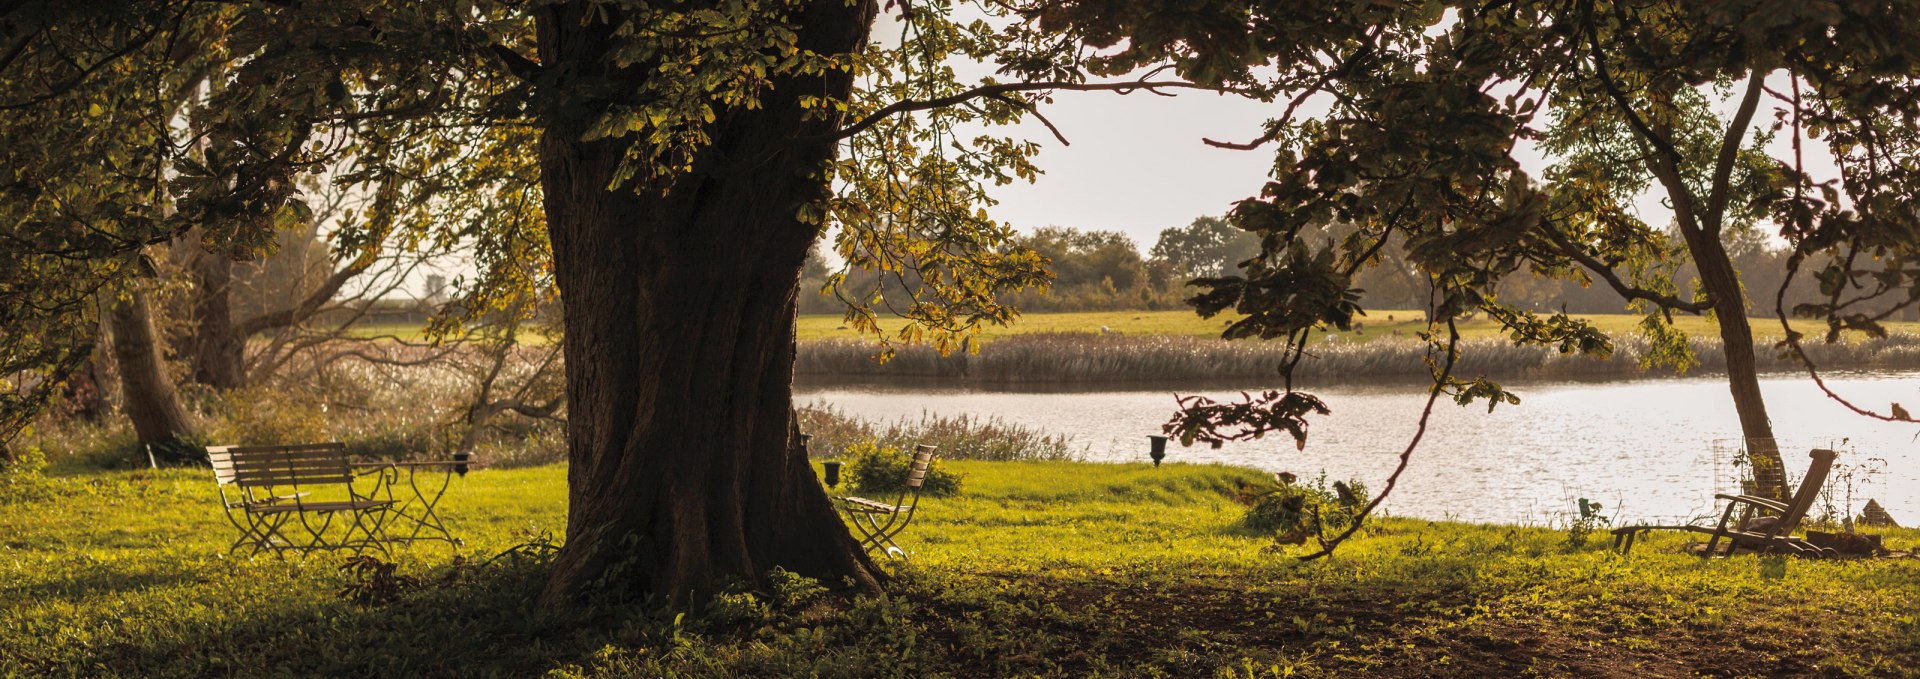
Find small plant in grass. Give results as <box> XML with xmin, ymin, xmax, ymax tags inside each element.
<box><xmin>1241</xmin><ymin>472</ymin><xmax>1368</xmax><ymax>545</ymax></box>
<box><xmin>766</xmin><ymin>567</ymin><xmax>827</xmax><ymax>610</ymax></box>
<box><xmin>338</xmin><ymin>555</ymin><xmax>423</xmax><ymax>607</ymax></box>
<box><xmin>1564</xmin><ymin>498</ymin><xmax>1609</xmax><ymax>549</ymax></box>
<box><xmin>844</xmin><ymin>441</ymin><xmax>961</xmax><ymax>497</ymax></box>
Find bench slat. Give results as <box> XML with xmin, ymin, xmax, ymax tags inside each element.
<box><xmin>226</xmin><ymin>459</ymin><xmax>352</xmax><ymax>472</ymax></box>
<box><xmin>213</xmin><ymin>443</ymin><xmax>346</xmax><ymax>453</ymax></box>
<box><xmin>245</xmin><ymin>499</ymin><xmax>391</xmax><ymax>514</ymax></box>
<box><xmin>220</xmin><ymin>451</ymin><xmax>352</xmax><ymax>464</ymax></box>
<box><xmin>235</xmin><ymin>474</ymin><xmax>355</xmax><ymax>488</ymax></box>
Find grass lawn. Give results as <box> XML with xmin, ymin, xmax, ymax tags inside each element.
<box><xmin>798</xmin><ymin>309</ymin><xmax>1920</xmax><ymax>345</ymax></box>
<box><xmin>4</xmin><ymin>460</ymin><xmax>1917</xmax><ymax>677</ymax></box>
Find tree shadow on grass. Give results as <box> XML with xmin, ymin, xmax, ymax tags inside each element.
<box><xmin>0</xmin><ymin>564</ymin><xmax>207</xmax><ymax>608</ymax></box>
<box><xmin>5</xmin><ymin>559</ymin><xmax>667</xmax><ymax>678</ymax></box>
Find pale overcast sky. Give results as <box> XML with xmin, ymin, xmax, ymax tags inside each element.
<box><xmin>982</xmin><ymin>76</ymin><xmax>1825</xmax><ymax>254</ymax></box>
<box><xmin>981</xmin><ymin>89</ymin><xmax>1278</xmax><ymax>250</ymax></box>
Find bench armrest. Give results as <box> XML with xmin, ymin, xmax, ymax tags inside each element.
<box><xmin>1715</xmin><ymin>494</ymin><xmax>1789</xmax><ymax>513</ymax></box>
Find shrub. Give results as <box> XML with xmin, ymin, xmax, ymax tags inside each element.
<box><xmin>844</xmin><ymin>441</ymin><xmax>961</xmax><ymax>497</ymax></box>
<box><xmin>0</xmin><ymin>446</ymin><xmax>52</xmax><ymax>503</ymax></box>
<box><xmin>207</xmin><ymin>384</ymin><xmax>331</xmax><ymax>446</ymax></box>
<box><xmin>1242</xmin><ymin>473</ymin><xmax>1369</xmax><ymax>544</ymax></box>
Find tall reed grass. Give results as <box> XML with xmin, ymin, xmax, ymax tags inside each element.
<box><xmin>796</xmin><ymin>403</ymin><xmax>1079</xmax><ymax>462</ymax></box>
<box><xmin>795</xmin><ymin>331</ymin><xmax>1920</xmax><ymax>383</ymax></box>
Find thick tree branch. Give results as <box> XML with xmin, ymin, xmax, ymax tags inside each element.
<box><xmin>234</xmin><ymin>259</ymin><xmax>371</xmax><ymax>337</ymax></box>
<box><xmin>1704</xmin><ymin>72</ymin><xmax>1765</xmax><ymax>235</ymax></box>
<box><xmin>796</xmin><ymin>79</ymin><xmax>1238</xmax><ymax>147</ymax></box>
<box><xmin>1534</xmin><ymin>222</ymin><xmax>1715</xmax><ymax>313</ymax></box>
<box><xmin>488</xmin><ymin>42</ymin><xmax>542</xmax><ymax>83</ymax></box>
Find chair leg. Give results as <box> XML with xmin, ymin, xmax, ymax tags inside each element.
<box><xmin>249</xmin><ymin>513</ymin><xmax>294</xmax><ymax>558</ymax></box>
<box><xmin>1705</xmin><ymin>502</ymin><xmax>1742</xmax><ymax>558</ymax></box>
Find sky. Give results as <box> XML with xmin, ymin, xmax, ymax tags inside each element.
<box><xmin>976</xmin><ymin>88</ymin><xmax>1278</xmax><ymax>250</ymax></box>
<box><xmin>977</xmin><ymin>73</ymin><xmax>1830</xmax><ymax>255</ymax></box>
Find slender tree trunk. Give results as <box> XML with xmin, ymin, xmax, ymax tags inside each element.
<box><xmin>59</xmin><ymin>327</ymin><xmax>113</xmax><ymax>422</ymax></box>
<box><xmin>189</xmin><ymin>251</ymin><xmax>245</xmax><ymax>390</ymax></box>
<box><xmin>109</xmin><ymin>288</ymin><xmax>197</xmax><ymax>450</ymax></box>
<box><xmin>536</xmin><ymin>0</ymin><xmax>882</xmax><ymax>606</ymax></box>
<box><xmin>1689</xmin><ymin>237</ymin><xmax>1789</xmax><ymax>501</ymax></box>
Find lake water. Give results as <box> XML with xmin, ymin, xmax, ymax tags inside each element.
<box><xmin>798</xmin><ymin>371</ymin><xmax>1920</xmax><ymax>526</ymax></box>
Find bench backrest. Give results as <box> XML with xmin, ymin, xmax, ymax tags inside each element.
<box><xmin>904</xmin><ymin>444</ymin><xmax>936</xmax><ymax>490</ymax></box>
<box><xmin>1774</xmin><ymin>448</ymin><xmax>1839</xmax><ymax>536</ymax></box>
<box><xmin>208</xmin><ymin>443</ymin><xmax>352</xmax><ymax>489</ymax></box>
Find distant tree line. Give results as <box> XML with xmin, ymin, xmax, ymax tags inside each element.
<box><xmin>802</xmin><ymin>216</ymin><xmax>1892</xmax><ymax>320</ymax></box>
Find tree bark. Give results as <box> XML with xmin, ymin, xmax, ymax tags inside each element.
<box><xmin>189</xmin><ymin>250</ymin><xmax>246</xmax><ymax>390</ymax></box>
<box><xmin>1687</xmin><ymin>233</ymin><xmax>1789</xmax><ymax>501</ymax></box>
<box><xmin>535</xmin><ymin>0</ymin><xmax>883</xmax><ymax>606</ymax></box>
<box><xmin>109</xmin><ymin>288</ymin><xmax>198</xmax><ymax>451</ymax></box>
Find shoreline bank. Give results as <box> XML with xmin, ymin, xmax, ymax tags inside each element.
<box><xmin>796</xmin><ymin>331</ymin><xmax>1920</xmax><ymax>384</ymax></box>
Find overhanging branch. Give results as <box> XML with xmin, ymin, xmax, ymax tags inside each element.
<box><xmin>234</xmin><ymin>258</ymin><xmax>372</xmax><ymax>337</ymax></box>
<box><xmin>1534</xmin><ymin>222</ymin><xmax>1714</xmax><ymax>313</ymax></box>
<box><xmin>1704</xmin><ymin>72</ymin><xmax>1765</xmax><ymax>234</ymax></box>
<box><xmin>795</xmin><ymin>79</ymin><xmax>1241</xmax><ymax>147</ymax></box>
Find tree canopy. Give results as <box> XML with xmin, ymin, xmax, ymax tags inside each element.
<box><xmin>1032</xmin><ymin>0</ymin><xmax>1920</xmax><ymax>551</ymax></box>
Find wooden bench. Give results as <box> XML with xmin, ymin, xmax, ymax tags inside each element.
<box><xmin>834</xmin><ymin>444</ymin><xmax>937</xmax><ymax>559</ymax></box>
<box><xmin>209</xmin><ymin>443</ymin><xmax>395</xmax><ymax>557</ymax></box>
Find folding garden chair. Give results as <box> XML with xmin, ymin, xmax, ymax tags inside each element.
<box><xmin>1612</xmin><ymin>448</ymin><xmax>1840</xmax><ymax>557</ymax></box>
<box><xmin>209</xmin><ymin>443</ymin><xmax>396</xmax><ymax>557</ymax></box>
<box><xmin>835</xmin><ymin>444</ymin><xmax>936</xmax><ymax>559</ymax></box>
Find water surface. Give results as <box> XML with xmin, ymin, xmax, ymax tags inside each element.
<box><xmin>800</xmin><ymin>371</ymin><xmax>1920</xmax><ymax>525</ymax></box>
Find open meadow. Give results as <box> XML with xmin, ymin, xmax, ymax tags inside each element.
<box><xmin>4</xmin><ymin>458</ymin><xmax>1919</xmax><ymax>677</ymax></box>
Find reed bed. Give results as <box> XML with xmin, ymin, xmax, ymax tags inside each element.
<box><xmin>796</xmin><ymin>403</ymin><xmax>1080</xmax><ymax>462</ymax></box>
<box><xmin>796</xmin><ymin>331</ymin><xmax>1920</xmax><ymax>383</ymax></box>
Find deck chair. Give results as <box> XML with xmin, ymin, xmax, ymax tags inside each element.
<box><xmin>1613</xmin><ymin>448</ymin><xmax>1839</xmax><ymax>558</ymax></box>
<box><xmin>835</xmin><ymin>444</ymin><xmax>936</xmax><ymax>559</ymax></box>
<box><xmin>209</xmin><ymin>443</ymin><xmax>395</xmax><ymax>557</ymax></box>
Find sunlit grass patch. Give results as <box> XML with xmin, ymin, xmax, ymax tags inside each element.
<box><xmin>3</xmin><ymin>460</ymin><xmax>1917</xmax><ymax>677</ymax></box>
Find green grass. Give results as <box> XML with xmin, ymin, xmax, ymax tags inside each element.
<box><xmin>5</xmin><ymin>459</ymin><xmax>1918</xmax><ymax>677</ymax></box>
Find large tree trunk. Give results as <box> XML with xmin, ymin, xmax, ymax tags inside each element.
<box><xmin>189</xmin><ymin>251</ymin><xmax>246</xmax><ymax>390</ymax></box>
<box><xmin>1690</xmin><ymin>237</ymin><xmax>1789</xmax><ymax>501</ymax></box>
<box><xmin>536</xmin><ymin>0</ymin><xmax>882</xmax><ymax>606</ymax></box>
<box><xmin>109</xmin><ymin>288</ymin><xmax>198</xmax><ymax>451</ymax></box>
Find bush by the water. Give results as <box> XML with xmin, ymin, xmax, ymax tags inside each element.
<box><xmin>1241</xmin><ymin>473</ymin><xmax>1370</xmax><ymax>544</ymax></box>
<box><xmin>843</xmin><ymin>441</ymin><xmax>961</xmax><ymax>497</ymax></box>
